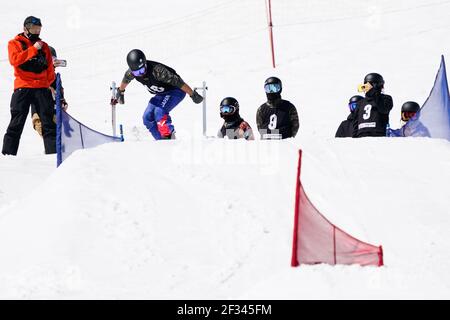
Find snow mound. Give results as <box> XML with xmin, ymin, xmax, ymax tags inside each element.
<box><xmin>0</xmin><ymin>138</ymin><xmax>449</xmax><ymax>299</ymax></box>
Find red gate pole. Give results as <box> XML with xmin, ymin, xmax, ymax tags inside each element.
<box><xmin>266</xmin><ymin>0</ymin><xmax>276</xmax><ymax>68</ymax></box>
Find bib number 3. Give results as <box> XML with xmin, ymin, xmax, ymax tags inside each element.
<box><xmin>363</xmin><ymin>105</ymin><xmax>372</xmax><ymax>120</ymax></box>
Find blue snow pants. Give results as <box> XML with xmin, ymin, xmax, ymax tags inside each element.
<box><xmin>142</xmin><ymin>88</ymin><xmax>186</xmax><ymax>140</ymax></box>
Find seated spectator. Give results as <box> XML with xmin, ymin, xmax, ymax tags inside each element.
<box><xmin>388</xmin><ymin>101</ymin><xmax>430</xmax><ymax>137</ymax></box>
<box><xmin>217</xmin><ymin>97</ymin><xmax>254</xmax><ymax>140</ymax></box>
<box><xmin>354</xmin><ymin>73</ymin><xmax>393</xmax><ymax>137</ymax></box>
<box><xmin>335</xmin><ymin>95</ymin><xmax>363</xmax><ymax>138</ymax></box>
<box><xmin>256</xmin><ymin>77</ymin><xmax>299</xmax><ymax>140</ymax></box>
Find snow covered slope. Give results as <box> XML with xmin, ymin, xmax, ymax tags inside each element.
<box><xmin>0</xmin><ymin>138</ymin><xmax>449</xmax><ymax>299</ymax></box>
<box><xmin>0</xmin><ymin>0</ymin><xmax>450</xmax><ymax>299</ymax></box>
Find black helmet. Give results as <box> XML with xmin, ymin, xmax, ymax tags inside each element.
<box><xmin>401</xmin><ymin>101</ymin><xmax>420</xmax><ymax>113</ymax></box>
<box><xmin>364</xmin><ymin>73</ymin><xmax>385</xmax><ymax>90</ymax></box>
<box><xmin>348</xmin><ymin>95</ymin><xmax>364</xmax><ymax>112</ymax></box>
<box><xmin>24</xmin><ymin>16</ymin><xmax>42</xmax><ymax>27</ymax></box>
<box><xmin>127</xmin><ymin>49</ymin><xmax>146</xmax><ymax>71</ymax></box>
<box><xmin>264</xmin><ymin>76</ymin><xmax>282</xmax><ymax>94</ymax></box>
<box><xmin>349</xmin><ymin>95</ymin><xmax>364</xmax><ymax>104</ymax></box>
<box><xmin>220</xmin><ymin>97</ymin><xmax>239</xmax><ymax>118</ymax></box>
<box><xmin>401</xmin><ymin>101</ymin><xmax>420</xmax><ymax>122</ymax></box>
<box><xmin>49</xmin><ymin>46</ymin><xmax>57</xmax><ymax>58</ymax></box>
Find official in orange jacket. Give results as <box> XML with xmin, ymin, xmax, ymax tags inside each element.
<box><xmin>2</xmin><ymin>16</ymin><xmax>57</xmax><ymax>155</ymax></box>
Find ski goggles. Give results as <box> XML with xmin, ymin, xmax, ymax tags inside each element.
<box><xmin>349</xmin><ymin>102</ymin><xmax>358</xmax><ymax>112</ymax></box>
<box><xmin>131</xmin><ymin>66</ymin><xmax>146</xmax><ymax>77</ymax></box>
<box><xmin>264</xmin><ymin>83</ymin><xmax>281</xmax><ymax>94</ymax></box>
<box><xmin>220</xmin><ymin>105</ymin><xmax>236</xmax><ymax>114</ymax></box>
<box><xmin>401</xmin><ymin>111</ymin><xmax>417</xmax><ymax>122</ymax></box>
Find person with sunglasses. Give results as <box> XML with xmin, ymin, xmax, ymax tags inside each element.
<box><xmin>353</xmin><ymin>73</ymin><xmax>393</xmax><ymax>137</ymax></box>
<box><xmin>388</xmin><ymin>101</ymin><xmax>430</xmax><ymax>137</ymax></box>
<box><xmin>113</xmin><ymin>49</ymin><xmax>203</xmax><ymax>140</ymax></box>
<box><xmin>256</xmin><ymin>77</ymin><xmax>299</xmax><ymax>140</ymax></box>
<box><xmin>2</xmin><ymin>16</ymin><xmax>57</xmax><ymax>155</ymax></box>
<box><xmin>217</xmin><ymin>97</ymin><xmax>254</xmax><ymax>140</ymax></box>
<box><xmin>335</xmin><ymin>95</ymin><xmax>363</xmax><ymax>138</ymax></box>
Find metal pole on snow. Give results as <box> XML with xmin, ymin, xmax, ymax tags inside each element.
<box><xmin>110</xmin><ymin>81</ymin><xmax>117</xmax><ymax>137</ymax></box>
<box><xmin>194</xmin><ymin>81</ymin><xmax>208</xmax><ymax>136</ymax></box>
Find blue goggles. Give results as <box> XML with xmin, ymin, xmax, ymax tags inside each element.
<box><xmin>131</xmin><ymin>66</ymin><xmax>146</xmax><ymax>77</ymax></box>
<box><xmin>264</xmin><ymin>83</ymin><xmax>281</xmax><ymax>94</ymax></box>
<box><xmin>349</xmin><ymin>102</ymin><xmax>358</xmax><ymax>112</ymax></box>
<box><xmin>220</xmin><ymin>105</ymin><xmax>236</xmax><ymax>114</ymax></box>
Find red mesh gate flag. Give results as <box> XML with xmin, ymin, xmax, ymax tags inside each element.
<box><xmin>291</xmin><ymin>150</ymin><xmax>383</xmax><ymax>267</ymax></box>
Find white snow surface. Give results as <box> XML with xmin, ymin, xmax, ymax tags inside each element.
<box><xmin>0</xmin><ymin>0</ymin><xmax>450</xmax><ymax>299</ymax></box>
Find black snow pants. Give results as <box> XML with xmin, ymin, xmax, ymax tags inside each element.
<box><xmin>2</xmin><ymin>88</ymin><xmax>56</xmax><ymax>155</ymax></box>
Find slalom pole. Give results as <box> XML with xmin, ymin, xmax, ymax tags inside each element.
<box><xmin>56</xmin><ymin>73</ymin><xmax>62</xmax><ymax>167</ymax></box>
<box><xmin>266</xmin><ymin>0</ymin><xmax>276</xmax><ymax>68</ymax></box>
<box><xmin>120</xmin><ymin>124</ymin><xmax>124</xmax><ymax>142</ymax></box>
<box><xmin>194</xmin><ymin>81</ymin><xmax>208</xmax><ymax>136</ymax></box>
<box><xmin>202</xmin><ymin>81</ymin><xmax>207</xmax><ymax>136</ymax></box>
<box><xmin>110</xmin><ymin>81</ymin><xmax>117</xmax><ymax>137</ymax></box>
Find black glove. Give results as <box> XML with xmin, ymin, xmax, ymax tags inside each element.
<box><xmin>365</xmin><ymin>87</ymin><xmax>381</xmax><ymax>98</ymax></box>
<box><xmin>114</xmin><ymin>88</ymin><xmax>125</xmax><ymax>105</ymax></box>
<box><xmin>190</xmin><ymin>90</ymin><xmax>203</xmax><ymax>104</ymax></box>
<box><xmin>61</xmin><ymin>98</ymin><xmax>68</xmax><ymax>111</ymax></box>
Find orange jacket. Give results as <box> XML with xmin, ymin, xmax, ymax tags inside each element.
<box><xmin>8</xmin><ymin>33</ymin><xmax>55</xmax><ymax>90</ymax></box>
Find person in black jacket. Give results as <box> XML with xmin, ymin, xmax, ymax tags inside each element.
<box><xmin>256</xmin><ymin>77</ymin><xmax>299</xmax><ymax>140</ymax></box>
<box><xmin>114</xmin><ymin>49</ymin><xmax>203</xmax><ymax>140</ymax></box>
<box><xmin>217</xmin><ymin>97</ymin><xmax>254</xmax><ymax>140</ymax></box>
<box><xmin>335</xmin><ymin>95</ymin><xmax>363</xmax><ymax>138</ymax></box>
<box><xmin>353</xmin><ymin>73</ymin><xmax>393</xmax><ymax>137</ymax></box>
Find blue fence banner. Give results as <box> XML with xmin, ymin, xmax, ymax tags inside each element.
<box><xmin>390</xmin><ymin>56</ymin><xmax>450</xmax><ymax>139</ymax></box>
<box><xmin>56</xmin><ymin>74</ymin><xmax>123</xmax><ymax>167</ymax></box>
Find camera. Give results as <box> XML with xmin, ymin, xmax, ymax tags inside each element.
<box><xmin>53</xmin><ymin>59</ymin><xmax>67</xmax><ymax>67</ymax></box>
